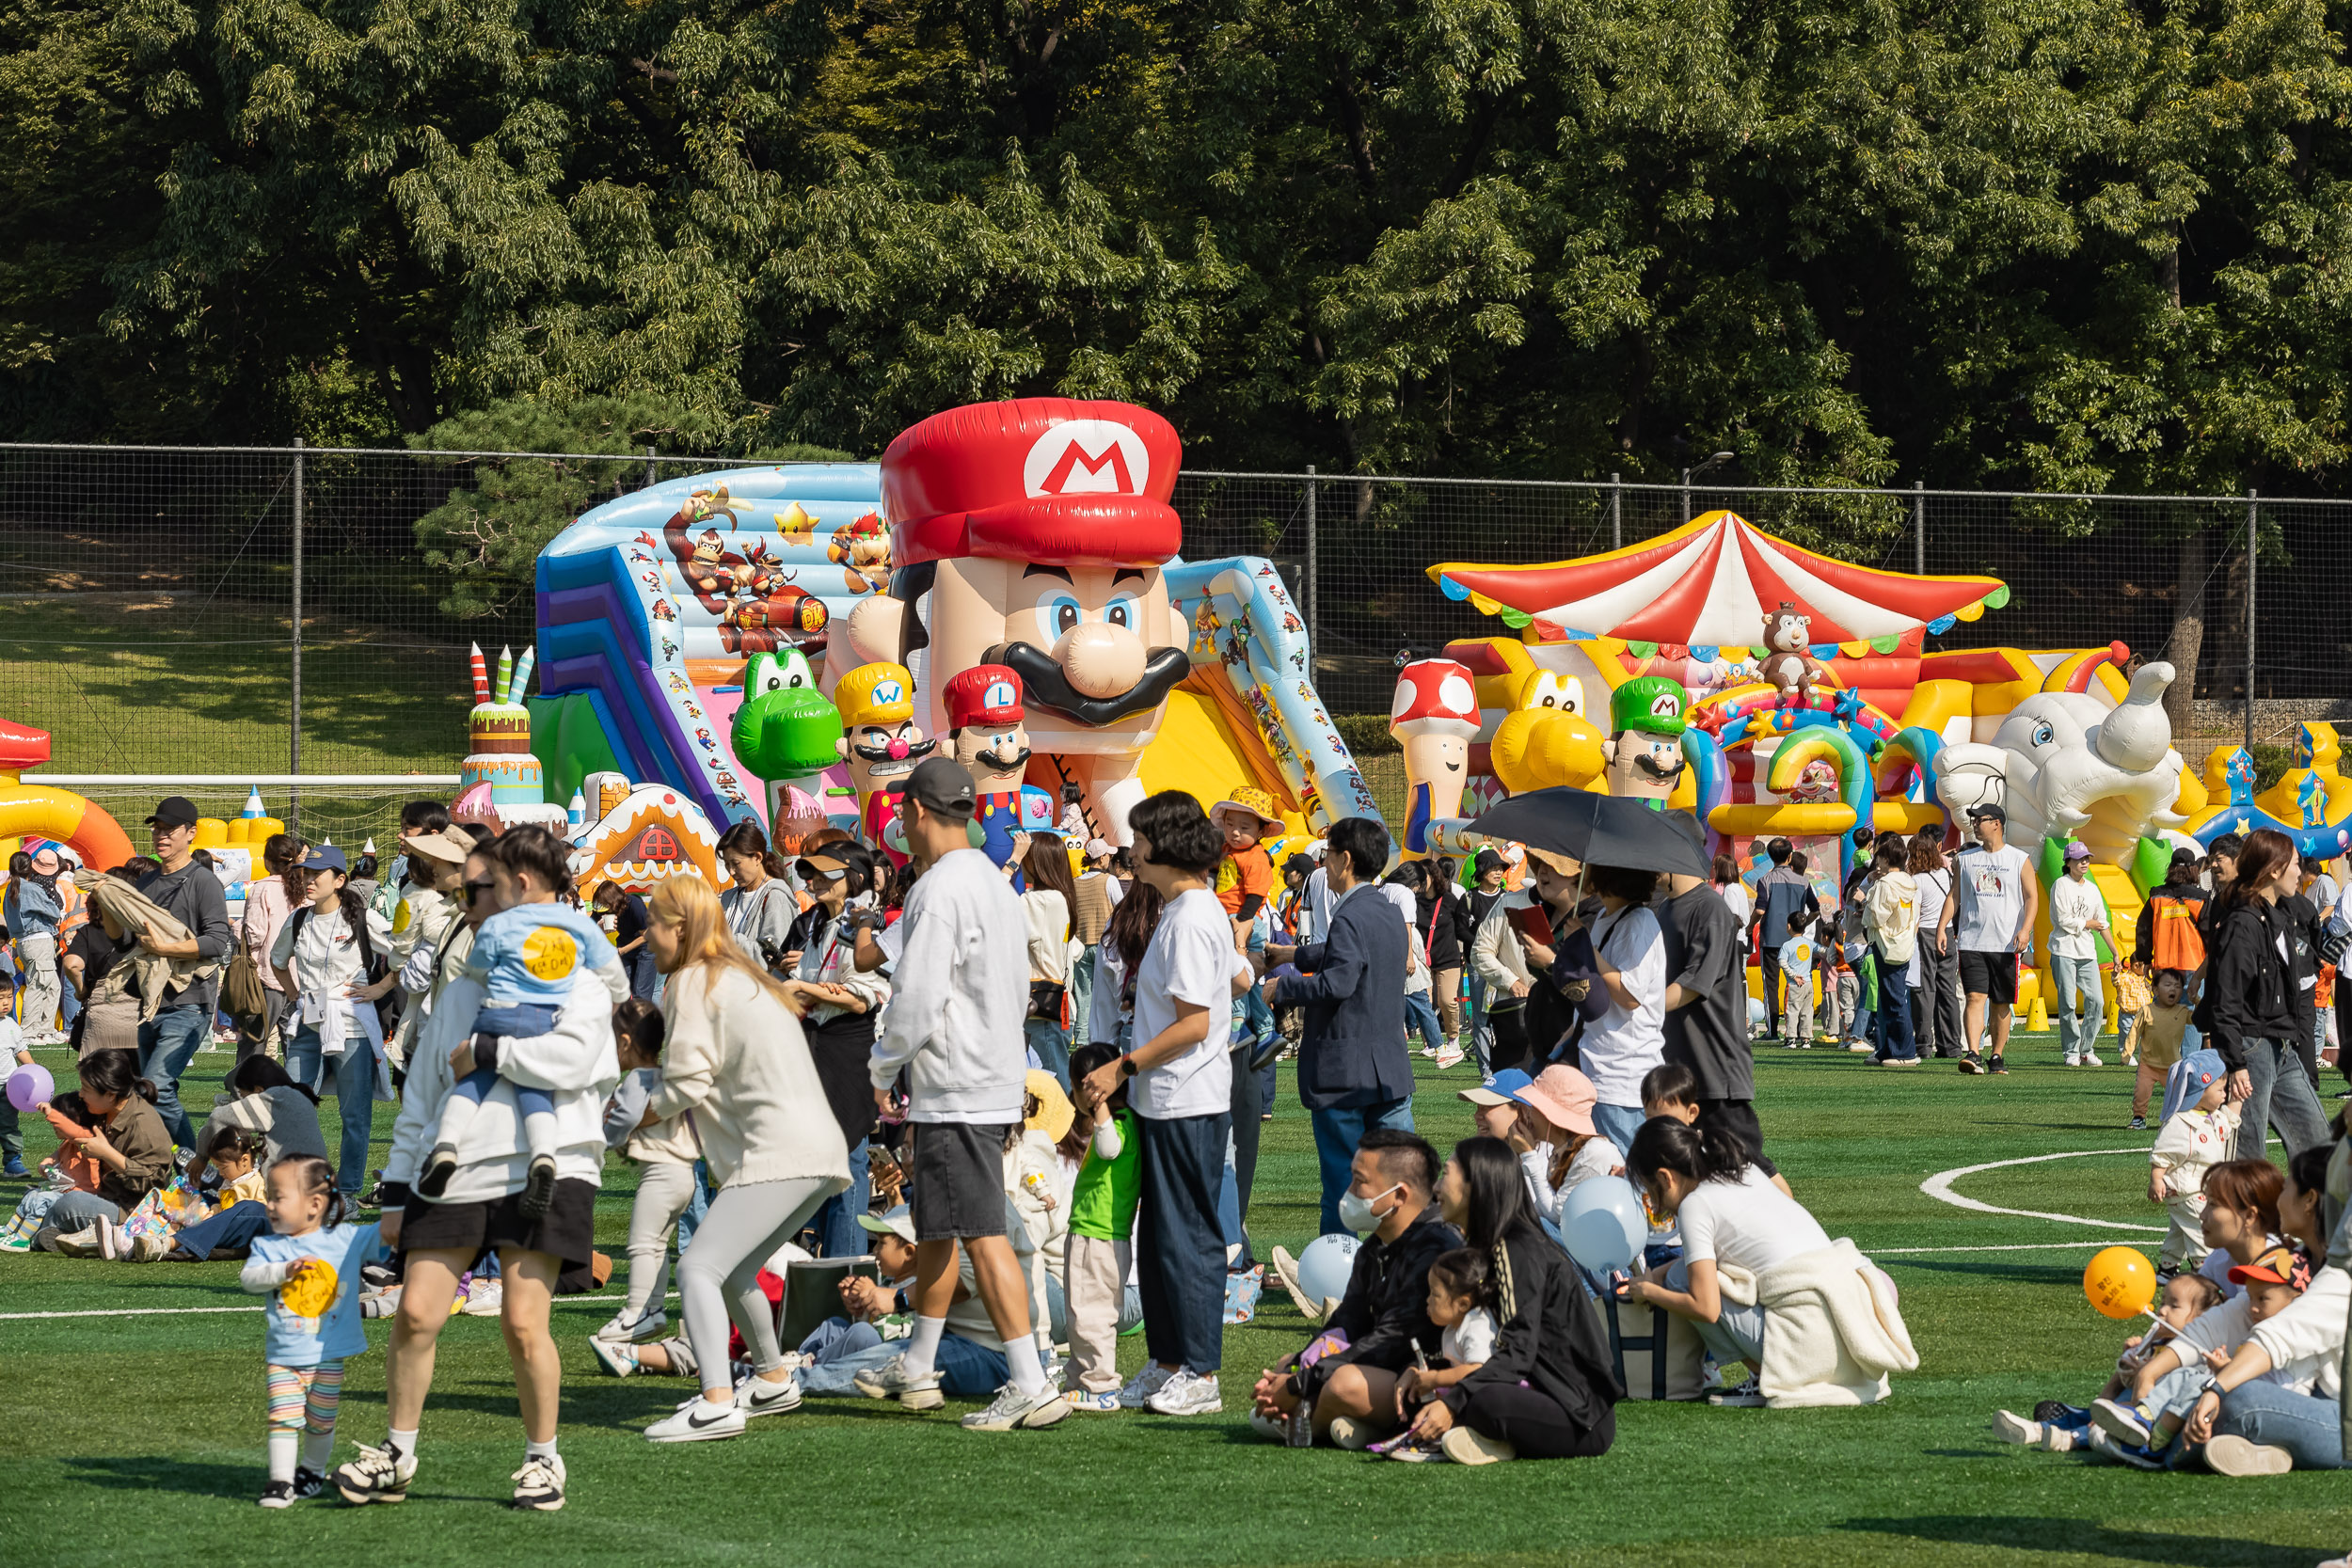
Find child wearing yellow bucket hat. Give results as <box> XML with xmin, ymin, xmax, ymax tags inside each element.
<box><xmin>1209</xmin><ymin>786</ymin><xmax>1284</xmax><ymax>932</ymax></box>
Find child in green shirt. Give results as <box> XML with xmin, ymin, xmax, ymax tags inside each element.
<box><xmin>1063</xmin><ymin>1042</ymin><xmax>1143</xmax><ymax>1411</ymax></box>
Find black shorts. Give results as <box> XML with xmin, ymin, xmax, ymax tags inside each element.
<box><xmin>1959</xmin><ymin>951</ymin><xmax>2018</xmax><ymax>1007</ymax></box>
<box><xmin>909</xmin><ymin>1121</ymin><xmax>1012</xmax><ymax>1241</ymax></box>
<box><xmin>400</xmin><ymin>1178</ymin><xmax>598</xmax><ymax>1271</ymax></box>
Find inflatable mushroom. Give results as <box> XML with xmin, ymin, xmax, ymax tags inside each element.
<box><xmin>1391</xmin><ymin>657</ymin><xmax>1481</xmax><ymax>859</ymax></box>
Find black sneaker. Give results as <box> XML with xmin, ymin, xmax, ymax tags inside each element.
<box><xmin>2032</xmin><ymin>1400</ymin><xmax>2088</xmax><ymax>1425</ymax></box>
<box><xmin>2128</xmin><ymin>1116</ymin><xmax>2147</xmax><ymax>1131</ymax></box>
<box><xmin>332</xmin><ymin>1442</ymin><xmax>414</xmax><ymax>1506</ymax></box>
<box><xmin>416</xmin><ymin>1149</ymin><xmax>458</xmax><ymax>1200</ymax></box>
<box><xmin>518</xmin><ymin>1154</ymin><xmax>559</xmax><ymax>1221</ymax></box>
<box><xmin>1958</xmin><ymin>1053</ymin><xmax>1984</xmax><ymax>1075</ymax></box>
<box><xmin>292</xmin><ymin>1465</ymin><xmax>325</xmax><ymax>1499</ymax></box>
<box><xmin>1989</xmin><ymin>1055</ymin><xmax>2009</xmax><ymax>1075</ymax></box>
<box><xmin>510</xmin><ymin>1453</ymin><xmax>565</xmax><ymax>1511</ymax></box>
<box><xmin>259</xmin><ymin>1480</ymin><xmax>296</xmax><ymax>1509</ymax></box>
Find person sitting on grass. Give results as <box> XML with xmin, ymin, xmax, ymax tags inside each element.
<box><xmin>87</xmin><ymin>1126</ymin><xmax>271</xmax><ymax>1263</ymax></box>
<box><xmin>167</xmin><ymin>1056</ymin><xmax>332</xmax><ymax>1263</ymax></box>
<box><xmin>36</xmin><ymin>1048</ymin><xmax>175</xmax><ymax>1254</ymax></box>
<box><xmin>2182</xmin><ymin>1159</ymin><xmax>2290</xmax><ymax>1304</ymax></box>
<box><xmin>1501</xmin><ymin>1065</ymin><xmax>1618</xmax><ymax>1244</ymax></box>
<box><xmin>1993</xmin><ymin>1271</ymin><xmax>2226</xmax><ymax>1451</ymax></box>
<box><xmin>1248</xmin><ymin>1130</ymin><xmax>1457</xmax><ymax>1448</ymax></box>
<box><xmin>0</xmin><ymin>1089</ymin><xmax>103</xmax><ymax>1251</ymax></box>
<box><xmin>2083</xmin><ymin>1243</ymin><xmax>2312</xmax><ymax>1468</ymax></box>
<box><xmin>1372</xmin><ymin>1246</ymin><xmax>1499</xmax><ymax>1462</ymax></box>
<box><xmin>1619</xmin><ymin>1117</ymin><xmax>1916</xmax><ymax>1407</ymax></box>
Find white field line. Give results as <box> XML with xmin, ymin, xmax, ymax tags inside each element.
<box><xmin>0</xmin><ymin>1289</ymin><xmax>646</xmax><ymax>1323</ymax></box>
<box><xmin>1919</xmin><ymin>1147</ymin><xmax>2167</xmax><ymax>1234</ymax></box>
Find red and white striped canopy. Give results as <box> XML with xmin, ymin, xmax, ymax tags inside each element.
<box><xmin>1428</xmin><ymin>511</ymin><xmax>2005</xmax><ymax>646</ymax></box>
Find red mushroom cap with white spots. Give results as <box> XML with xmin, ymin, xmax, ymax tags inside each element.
<box><xmin>1390</xmin><ymin>659</ymin><xmax>1481</xmax><ymax>739</ymax></box>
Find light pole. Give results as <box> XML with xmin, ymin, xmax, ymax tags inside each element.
<box><xmin>1681</xmin><ymin>451</ymin><xmax>1734</xmax><ymax>522</ymax></box>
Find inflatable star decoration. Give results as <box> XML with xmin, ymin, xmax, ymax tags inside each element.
<box><xmin>1832</xmin><ymin>688</ymin><xmax>1867</xmax><ymax>723</ymax></box>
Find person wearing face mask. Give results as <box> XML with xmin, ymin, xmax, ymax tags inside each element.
<box><xmin>1248</xmin><ymin>1129</ymin><xmax>1459</xmax><ymax>1448</ymax></box>
<box><xmin>778</xmin><ymin>842</ymin><xmax>891</xmax><ymax>1260</ymax></box>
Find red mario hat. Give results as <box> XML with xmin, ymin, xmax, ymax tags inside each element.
<box><xmin>881</xmin><ymin>399</ymin><xmax>1184</xmax><ymax>569</ymax></box>
<box><xmin>946</xmin><ymin>665</ymin><xmax>1025</xmax><ymax>731</ymax></box>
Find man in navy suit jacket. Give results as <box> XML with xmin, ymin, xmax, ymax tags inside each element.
<box><xmin>1267</xmin><ymin>817</ymin><xmax>1416</xmax><ymax>1235</ymax></box>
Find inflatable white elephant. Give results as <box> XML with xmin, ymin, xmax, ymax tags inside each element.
<box><xmin>1931</xmin><ymin>662</ymin><xmax>2188</xmax><ymax>862</ymax></box>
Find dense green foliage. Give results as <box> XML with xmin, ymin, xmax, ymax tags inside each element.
<box><xmin>5</xmin><ymin>0</ymin><xmax>2351</xmax><ymax>498</ymax></box>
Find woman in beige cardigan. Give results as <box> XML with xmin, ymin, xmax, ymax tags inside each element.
<box><xmin>638</xmin><ymin>876</ymin><xmax>850</xmax><ymax>1443</ymax></box>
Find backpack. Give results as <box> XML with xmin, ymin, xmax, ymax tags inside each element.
<box><xmin>222</xmin><ymin>947</ymin><xmax>269</xmax><ymax>1032</ymax></box>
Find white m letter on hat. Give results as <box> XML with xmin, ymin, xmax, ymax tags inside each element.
<box><xmin>1025</xmin><ymin>420</ymin><xmax>1152</xmax><ymax>498</ymax></box>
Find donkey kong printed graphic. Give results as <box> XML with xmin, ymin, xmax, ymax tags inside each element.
<box><xmin>660</xmin><ymin>484</ymin><xmax>830</xmax><ymax>655</ymax></box>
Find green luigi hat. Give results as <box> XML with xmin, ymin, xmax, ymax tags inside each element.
<box><xmin>1610</xmin><ymin>674</ymin><xmax>1688</xmax><ymax>738</ymax></box>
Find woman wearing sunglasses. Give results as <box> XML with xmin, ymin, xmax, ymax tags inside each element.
<box><xmin>780</xmin><ymin>843</ymin><xmax>891</xmax><ymax>1259</ymax></box>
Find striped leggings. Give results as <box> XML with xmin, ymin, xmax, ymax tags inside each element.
<box><xmin>265</xmin><ymin>1360</ymin><xmax>344</xmax><ymax>1434</ymax></box>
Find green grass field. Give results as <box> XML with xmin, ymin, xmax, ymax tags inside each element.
<box><xmin>4</xmin><ymin>1035</ymin><xmax>2348</xmax><ymax>1567</ymax></box>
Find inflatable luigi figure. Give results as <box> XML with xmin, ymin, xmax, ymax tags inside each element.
<box><xmin>1601</xmin><ymin>674</ymin><xmax>1689</xmax><ymax>809</ymax></box>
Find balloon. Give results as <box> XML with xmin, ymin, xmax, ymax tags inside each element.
<box><xmin>1297</xmin><ymin>1233</ymin><xmax>1360</xmax><ymax>1306</ymax></box>
<box><xmin>2084</xmin><ymin>1246</ymin><xmax>2157</xmax><ymax>1320</ymax></box>
<box><xmin>1560</xmin><ymin>1175</ymin><xmax>1647</xmax><ymax>1274</ymax></box>
<box><xmin>6</xmin><ymin>1063</ymin><xmax>53</xmax><ymax>1113</ymax></box>
<box><xmin>1746</xmin><ymin>995</ymin><xmax>1768</xmax><ymax>1028</ymax></box>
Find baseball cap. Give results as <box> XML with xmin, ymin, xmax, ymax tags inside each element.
<box><xmin>2228</xmin><ymin>1246</ymin><xmax>2304</xmax><ymax>1290</ymax></box>
<box><xmin>1459</xmin><ymin>1067</ymin><xmax>1534</xmax><ymax>1108</ymax></box>
<box><xmin>856</xmin><ymin>1204</ymin><xmax>917</xmax><ymax>1246</ymax></box>
<box><xmin>2063</xmin><ymin>841</ymin><xmax>2091</xmax><ymax>861</ymax></box>
<box><xmin>145</xmin><ymin>796</ymin><xmax>199</xmax><ymax>829</ymax></box>
<box><xmin>299</xmin><ymin>845</ymin><xmax>348</xmax><ymax>875</ymax></box>
<box><xmin>1967</xmin><ymin>802</ymin><xmax>2006</xmax><ymax>824</ymax></box>
<box><xmin>903</xmin><ymin>754</ymin><xmax>976</xmax><ymax>816</ymax></box>
<box><xmin>1085</xmin><ymin>837</ymin><xmax>1113</xmax><ymax>861</ymax></box>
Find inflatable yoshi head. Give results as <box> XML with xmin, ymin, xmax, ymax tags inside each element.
<box><xmin>730</xmin><ymin>650</ymin><xmax>842</xmax><ymax>781</ymax></box>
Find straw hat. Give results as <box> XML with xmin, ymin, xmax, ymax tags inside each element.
<box><xmin>1025</xmin><ymin>1069</ymin><xmax>1074</xmax><ymax>1142</ymax></box>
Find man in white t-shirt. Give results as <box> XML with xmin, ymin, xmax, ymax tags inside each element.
<box><xmin>1078</xmin><ymin>790</ymin><xmax>1237</xmax><ymax>1419</ymax></box>
<box><xmin>1932</xmin><ymin>804</ymin><xmax>2039</xmax><ymax>1077</ymax></box>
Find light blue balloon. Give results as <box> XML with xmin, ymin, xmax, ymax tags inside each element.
<box><xmin>1559</xmin><ymin>1175</ymin><xmax>1646</xmax><ymax>1273</ymax></box>
<box><xmin>1297</xmin><ymin>1232</ymin><xmax>1360</xmax><ymax>1305</ymax></box>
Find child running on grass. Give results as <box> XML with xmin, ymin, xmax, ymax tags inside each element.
<box><xmin>2127</xmin><ymin>969</ymin><xmax>2194</xmax><ymax>1131</ymax></box>
<box><xmin>240</xmin><ymin>1154</ymin><xmax>379</xmax><ymax>1507</ymax></box>
<box><xmin>2149</xmin><ymin>1050</ymin><xmax>2235</xmax><ymax>1275</ymax></box>
<box><xmin>1373</xmin><ymin>1247</ymin><xmax>1498</xmax><ymax>1462</ymax></box>
<box><xmin>1993</xmin><ymin>1271</ymin><xmax>2224</xmax><ymax>1450</ymax></box>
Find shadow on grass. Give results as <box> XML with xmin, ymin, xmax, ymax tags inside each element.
<box><xmin>1873</xmin><ymin>1259</ymin><xmax>2086</xmax><ymax>1285</ymax></box>
<box><xmin>56</xmin><ymin>1452</ymin><xmax>526</xmax><ymax>1508</ymax></box>
<box><xmin>1838</xmin><ymin>1515</ymin><xmax>2317</xmax><ymax>1565</ymax></box>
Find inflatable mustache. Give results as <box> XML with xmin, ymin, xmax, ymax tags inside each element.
<box><xmin>992</xmin><ymin>641</ymin><xmax>1191</xmax><ymax>728</ymax></box>
<box><xmin>1633</xmin><ymin>752</ymin><xmax>1687</xmax><ymax>781</ymax></box>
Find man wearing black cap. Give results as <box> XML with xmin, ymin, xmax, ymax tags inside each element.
<box><xmin>1931</xmin><ymin>803</ymin><xmax>2038</xmax><ymax>1076</ymax></box>
<box><xmin>135</xmin><ymin>795</ymin><xmax>234</xmax><ymax>1144</ymax></box>
<box><xmin>858</xmin><ymin>755</ymin><xmax>1067</xmax><ymax>1433</ymax></box>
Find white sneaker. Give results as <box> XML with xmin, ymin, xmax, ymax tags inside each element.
<box><xmin>590</xmin><ymin>1338</ymin><xmax>643</xmax><ymax>1378</ymax></box>
<box><xmin>594</xmin><ymin>1307</ymin><xmax>668</xmax><ymax>1343</ymax></box>
<box><xmin>961</xmin><ymin>1382</ymin><xmax>1071</xmax><ymax>1431</ymax></box>
<box><xmin>1420</xmin><ymin>1044</ymin><xmax>1439</xmax><ymax>1058</ymax></box>
<box><xmin>97</xmin><ymin>1215</ymin><xmax>124</xmax><ymax>1260</ymax></box>
<box><xmin>854</xmin><ymin>1353</ymin><xmax>946</xmax><ymax>1411</ymax></box>
<box><xmin>1065</xmin><ymin>1388</ymin><xmax>1122</xmax><ymax>1413</ymax></box>
<box><xmin>2064</xmin><ymin>1053</ymin><xmax>2081</xmax><ymax>1067</ymax></box>
<box><xmin>2083</xmin><ymin>1052</ymin><xmax>2104</xmax><ymax>1067</ymax></box>
<box><xmin>1991</xmin><ymin>1409</ymin><xmax>2042</xmax><ymax>1445</ymax></box>
<box><xmin>462</xmin><ymin>1278</ymin><xmax>504</xmax><ymax>1317</ymax></box>
<box><xmin>644</xmin><ymin>1397</ymin><xmax>745</xmax><ymax>1442</ymax></box>
<box><xmin>1440</xmin><ymin>1426</ymin><xmax>1515</xmax><ymax>1465</ymax></box>
<box><xmin>1117</xmin><ymin>1362</ymin><xmax>1174</xmax><ymax>1409</ymax></box>
<box><xmin>1326</xmin><ymin>1415</ymin><xmax>1371</xmax><ymax>1449</ymax></box>
<box><xmin>2203</xmin><ymin>1434</ymin><xmax>2293</xmax><ymax>1476</ymax></box>
<box><xmin>51</xmin><ymin>1227</ymin><xmax>103</xmax><ymax>1258</ymax></box>
<box><xmin>1146</xmin><ymin>1370</ymin><xmax>1221</xmax><ymax>1416</ymax></box>
<box><xmin>739</xmin><ymin>1372</ymin><xmax>803</xmax><ymax>1418</ymax></box>
<box><xmin>510</xmin><ymin>1452</ymin><xmax>566</xmax><ymax>1510</ymax></box>
<box><xmin>1846</xmin><ymin>1041</ymin><xmax>1873</xmax><ymax>1053</ymax></box>
<box><xmin>1433</xmin><ymin>1045</ymin><xmax>1466</xmax><ymax>1069</ymax></box>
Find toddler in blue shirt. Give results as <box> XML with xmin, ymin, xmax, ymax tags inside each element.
<box><xmin>420</xmin><ymin>899</ymin><xmax>618</xmax><ymax>1213</ymax></box>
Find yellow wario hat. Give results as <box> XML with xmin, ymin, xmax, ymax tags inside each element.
<box><xmin>834</xmin><ymin>661</ymin><xmax>915</xmax><ymax>728</ymax></box>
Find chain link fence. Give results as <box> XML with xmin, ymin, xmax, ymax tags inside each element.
<box><xmin>0</xmin><ymin>445</ymin><xmax>2334</xmax><ymax>843</ymax></box>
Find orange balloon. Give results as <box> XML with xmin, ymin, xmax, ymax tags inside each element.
<box><xmin>2083</xmin><ymin>1246</ymin><xmax>2156</xmax><ymax>1320</ymax></box>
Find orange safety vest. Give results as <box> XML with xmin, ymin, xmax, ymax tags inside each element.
<box><xmin>2147</xmin><ymin>892</ymin><xmax>2207</xmax><ymax>971</ymax></box>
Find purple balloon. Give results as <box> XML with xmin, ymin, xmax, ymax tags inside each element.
<box><xmin>6</xmin><ymin>1063</ymin><xmax>52</xmax><ymax>1113</ymax></box>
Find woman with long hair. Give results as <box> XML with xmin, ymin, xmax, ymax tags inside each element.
<box><xmin>1021</xmin><ymin>832</ymin><xmax>1080</xmax><ymax>1088</ymax></box>
<box><xmin>716</xmin><ymin>819</ymin><xmax>798</xmax><ymax>972</ymax></box>
<box><xmin>268</xmin><ymin>847</ymin><xmax>398</xmax><ymax>1197</ymax></box>
<box><xmin>1088</xmin><ymin>877</ymin><xmax>1167</xmax><ymax>1052</ymax></box>
<box><xmin>2205</xmin><ymin>828</ymin><xmax>2332</xmax><ymax>1162</ymax></box>
<box><xmin>1906</xmin><ymin>831</ymin><xmax>1960</xmax><ymax>1059</ymax></box>
<box><xmin>635</xmin><ymin>875</ymin><xmax>850</xmax><ymax>1442</ymax></box>
<box><xmin>35</xmin><ymin>1047</ymin><xmax>173</xmax><ymax>1251</ymax></box>
<box><xmin>1395</xmin><ymin>1135</ymin><xmax>1616</xmax><ymax>1463</ymax></box>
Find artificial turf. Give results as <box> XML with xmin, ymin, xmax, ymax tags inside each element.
<box><xmin>4</xmin><ymin>1034</ymin><xmax>2349</xmax><ymax>1567</ymax></box>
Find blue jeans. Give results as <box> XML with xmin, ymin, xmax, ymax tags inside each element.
<box><xmin>169</xmin><ymin>1197</ymin><xmax>272</xmax><ymax>1259</ymax></box>
<box><xmin>675</xmin><ymin>1161</ymin><xmax>715</xmax><ymax>1255</ymax></box>
<box><xmin>284</xmin><ymin>1024</ymin><xmax>378</xmax><ymax>1195</ymax></box>
<box><xmin>2231</xmin><ymin>1037</ymin><xmax>2331</xmax><ymax>1164</ymax></box>
<box><xmin>1025</xmin><ymin>1015</ymin><xmax>1071</xmax><ymax>1091</ymax></box>
<box><xmin>35</xmin><ymin>1188</ymin><xmax>126</xmax><ymax>1248</ymax></box>
<box><xmin>807</xmin><ymin>1139</ymin><xmax>871</xmax><ymax>1258</ymax></box>
<box><xmin>136</xmin><ymin>1002</ymin><xmax>214</xmax><ymax>1148</ymax></box>
<box><xmin>449</xmin><ymin>1067</ymin><xmax>554</xmax><ymax>1127</ymax></box>
<box><xmin>1664</xmin><ymin>1258</ymin><xmax>1767</xmax><ymax>1365</ymax></box>
<box><xmin>2052</xmin><ymin>954</ymin><xmax>2106</xmax><ymax>1059</ymax></box>
<box><xmin>1309</xmin><ymin>1097</ymin><xmax>1415</xmax><ymax>1236</ymax></box>
<box><xmin>1468</xmin><ymin>974</ymin><xmax>1496</xmax><ymax>1077</ymax></box>
<box><xmin>2211</xmin><ymin>1382</ymin><xmax>2344</xmax><ymax>1469</ymax></box>
<box><xmin>1404</xmin><ymin>989</ymin><xmax>1444</xmax><ymax>1055</ymax></box>
<box><xmin>1070</xmin><ymin>945</ymin><xmax>1097</xmax><ymax>1042</ymax></box>
<box><xmin>1872</xmin><ymin>954</ymin><xmax>1916</xmax><ymax>1061</ymax></box>
<box><xmin>1592</xmin><ymin>1101</ymin><xmax>1647</xmax><ymax>1157</ymax></box>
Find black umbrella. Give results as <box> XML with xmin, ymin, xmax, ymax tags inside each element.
<box><xmin>1464</xmin><ymin>786</ymin><xmax>1710</xmax><ymax>879</ymax></box>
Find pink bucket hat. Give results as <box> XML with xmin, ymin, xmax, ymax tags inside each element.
<box><xmin>1510</xmin><ymin>1064</ymin><xmax>1597</xmax><ymax>1139</ymax></box>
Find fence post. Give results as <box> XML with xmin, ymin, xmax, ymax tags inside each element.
<box><xmin>1914</xmin><ymin>481</ymin><xmax>1925</xmax><ymax>576</ymax></box>
<box><xmin>2246</xmin><ymin>489</ymin><xmax>2258</xmax><ymax>750</ymax></box>
<box><xmin>290</xmin><ymin>436</ymin><xmax>305</xmax><ymax>832</ymax></box>
<box><xmin>1612</xmin><ymin>473</ymin><xmax>1622</xmax><ymax>549</ymax></box>
<box><xmin>1304</xmin><ymin>465</ymin><xmax>1318</xmax><ymax>653</ymax></box>
<box><xmin>1680</xmin><ymin>467</ymin><xmax>1692</xmax><ymax>524</ymax></box>
<box><xmin>644</xmin><ymin>445</ymin><xmax>656</xmax><ymax>488</ymax></box>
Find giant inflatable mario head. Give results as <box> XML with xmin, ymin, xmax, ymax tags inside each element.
<box><xmin>844</xmin><ymin>399</ymin><xmax>1191</xmax><ymax>843</ymax></box>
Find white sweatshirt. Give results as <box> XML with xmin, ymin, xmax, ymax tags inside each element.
<box><xmin>2152</xmin><ymin>1103</ymin><xmax>2239</xmax><ymax>1199</ymax></box>
<box><xmin>868</xmin><ymin>847</ymin><xmax>1030</xmax><ymax>1124</ymax></box>
<box><xmin>2250</xmin><ymin>1263</ymin><xmax>2349</xmax><ymax>1399</ymax></box>
<box><xmin>383</xmin><ymin>970</ymin><xmax>623</xmax><ymax>1203</ymax></box>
